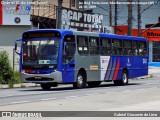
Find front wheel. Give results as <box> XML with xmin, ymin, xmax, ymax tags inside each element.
<box><xmin>73</xmin><ymin>71</ymin><xmax>86</xmax><ymax>89</ymax></box>
<box><xmin>41</xmin><ymin>83</ymin><xmax>52</xmax><ymax>90</ymax></box>
<box><xmin>114</xmin><ymin>70</ymin><xmax>128</xmax><ymax>86</ymax></box>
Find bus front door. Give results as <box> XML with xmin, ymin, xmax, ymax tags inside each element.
<box><xmin>62</xmin><ymin>35</ymin><xmax>76</xmax><ymax>83</ymax></box>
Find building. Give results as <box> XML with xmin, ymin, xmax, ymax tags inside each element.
<box><xmin>0</xmin><ymin>0</ymin><xmax>79</xmax><ymax>70</ymax></box>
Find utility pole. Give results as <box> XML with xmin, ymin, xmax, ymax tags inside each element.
<box><xmin>109</xmin><ymin>1</ymin><xmax>112</xmax><ymax>27</ymax></box>
<box><xmin>114</xmin><ymin>0</ymin><xmax>117</xmax><ymax>34</ymax></box>
<box><xmin>56</xmin><ymin>0</ymin><xmax>62</xmax><ymax>29</ymax></box>
<box><xmin>137</xmin><ymin>0</ymin><xmax>141</xmax><ymax>36</ymax></box>
<box><xmin>128</xmin><ymin>0</ymin><xmax>132</xmax><ymax>36</ymax></box>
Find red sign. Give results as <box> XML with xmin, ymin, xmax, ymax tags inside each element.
<box><xmin>132</xmin><ymin>29</ymin><xmax>160</xmax><ymax>41</ymax></box>
<box><xmin>0</xmin><ymin>0</ymin><xmax>2</xmax><ymax>25</ymax></box>
<box><xmin>115</xmin><ymin>25</ymin><xmax>128</xmax><ymax>35</ymax></box>
<box><xmin>116</xmin><ymin>26</ymin><xmax>160</xmax><ymax>41</ymax></box>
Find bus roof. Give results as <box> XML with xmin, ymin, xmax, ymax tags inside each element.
<box><xmin>99</xmin><ymin>33</ymin><xmax>146</xmax><ymax>41</ymax></box>
<box><xmin>23</xmin><ymin>29</ymin><xmax>146</xmax><ymax>41</ymax></box>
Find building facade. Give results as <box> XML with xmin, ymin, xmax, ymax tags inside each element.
<box><xmin>0</xmin><ymin>0</ymin><xmax>79</xmax><ymax>70</ymax></box>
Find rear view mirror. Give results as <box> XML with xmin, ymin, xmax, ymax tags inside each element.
<box><xmin>15</xmin><ymin>39</ymin><xmax>22</xmax><ymax>55</ymax></box>
<box><xmin>15</xmin><ymin>43</ymin><xmax>17</xmax><ymax>50</ymax></box>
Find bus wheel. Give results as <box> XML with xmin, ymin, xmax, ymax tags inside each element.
<box><xmin>41</xmin><ymin>83</ymin><xmax>52</xmax><ymax>90</ymax></box>
<box><xmin>114</xmin><ymin>70</ymin><xmax>128</xmax><ymax>86</ymax></box>
<box><xmin>73</xmin><ymin>71</ymin><xmax>86</xmax><ymax>89</ymax></box>
<box><xmin>121</xmin><ymin>70</ymin><xmax>128</xmax><ymax>85</ymax></box>
<box><xmin>88</xmin><ymin>81</ymin><xmax>101</xmax><ymax>88</ymax></box>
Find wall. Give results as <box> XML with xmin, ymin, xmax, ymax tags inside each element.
<box><xmin>0</xmin><ymin>25</ymin><xmax>31</xmax><ymax>70</ymax></box>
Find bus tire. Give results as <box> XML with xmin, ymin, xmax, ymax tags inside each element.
<box><xmin>41</xmin><ymin>83</ymin><xmax>52</xmax><ymax>90</ymax></box>
<box><xmin>88</xmin><ymin>81</ymin><xmax>101</xmax><ymax>88</ymax></box>
<box><xmin>73</xmin><ymin>71</ymin><xmax>86</xmax><ymax>89</ymax></box>
<box><xmin>114</xmin><ymin>70</ymin><xmax>128</xmax><ymax>86</ymax></box>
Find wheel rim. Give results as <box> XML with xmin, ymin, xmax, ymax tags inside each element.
<box><xmin>123</xmin><ymin>73</ymin><xmax>127</xmax><ymax>83</ymax></box>
<box><xmin>77</xmin><ymin>74</ymin><xmax>83</xmax><ymax>86</ymax></box>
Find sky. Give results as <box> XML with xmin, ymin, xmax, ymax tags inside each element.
<box><xmin>82</xmin><ymin>0</ymin><xmax>160</xmax><ymax>28</ymax></box>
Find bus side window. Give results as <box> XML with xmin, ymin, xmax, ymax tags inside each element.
<box><xmin>77</xmin><ymin>36</ymin><xmax>88</xmax><ymax>55</ymax></box>
<box><xmin>112</xmin><ymin>39</ymin><xmax>122</xmax><ymax>55</ymax></box>
<box><xmin>138</xmin><ymin>41</ymin><xmax>146</xmax><ymax>56</ymax></box>
<box><xmin>133</xmin><ymin>41</ymin><xmax>138</xmax><ymax>56</ymax></box>
<box><xmin>100</xmin><ymin>38</ymin><xmax>111</xmax><ymax>55</ymax></box>
<box><xmin>63</xmin><ymin>35</ymin><xmax>75</xmax><ymax>63</ymax></box>
<box><xmin>89</xmin><ymin>37</ymin><xmax>100</xmax><ymax>55</ymax></box>
<box><xmin>123</xmin><ymin>40</ymin><xmax>132</xmax><ymax>56</ymax></box>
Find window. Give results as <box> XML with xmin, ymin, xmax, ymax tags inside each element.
<box><xmin>153</xmin><ymin>41</ymin><xmax>160</xmax><ymax>61</ymax></box>
<box><xmin>100</xmin><ymin>38</ymin><xmax>111</xmax><ymax>55</ymax></box>
<box><xmin>123</xmin><ymin>40</ymin><xmax>132</xmax><ymax>56</ymax></box>
<box><xmin>71</xmin><ymin>0</ymin><xmax>75</xmax><ymax>7</ymax></box>
<box><xmin>77</xmin><ymin>36</ymin><xmax>88</xmax><ymax>55</ymax></box>
<box><xmin>133</xmin><ymin>41</ymin><xmax>138</xmax><ymax>56</ymax></box>
<box><xmin>89</xmin><ymin>37</ymin><xmax>99</xmax><ymax>55</ymax></box>
<box><xmin>63</xmin><ymin>35</ymin><xmax>75</xmax><ymax>64</ymax></box>
<box><xmin>138</xmin><ymin>41</ymin><xmax>146</xmax><ymax>56</ymax></box>
<box><xmin>112</xmin><ymin>39</ymin><xmax>122</xmax><ymax>55</ymax></box>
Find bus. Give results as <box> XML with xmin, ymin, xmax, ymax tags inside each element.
<box><xmin>15</xmin><ymin>29</ymin><xmax>148</xmax><ymax>90</ymax></box>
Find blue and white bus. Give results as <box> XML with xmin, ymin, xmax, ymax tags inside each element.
<box><xmin>15</xmin><ymin>29</ymin><xmax>148</xmax><ymax>90</ymax></box>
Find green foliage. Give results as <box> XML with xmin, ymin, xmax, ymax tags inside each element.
<box><xmin>149</xmin><ymin>74</ymin><xmax>153</xmax><ymax>78</ymax></box>
<box><xmin>13</xmin><ymin>71</ymin><xmax>21</xmax><ymax>84</ymax></box>
<box><xmin>0</xmin><ymin>50</ymin><xmax>21</xmax><ymax>86</ymax></box>
<box><xmin>8</xmin><ymin>80</ymin><xmax>14</xmax><ymax>88</ymax></box>
<box><xmin>20</xmin><ymin>84</ymin><xmax>26</xmax><ymax>88</ymax></box>
<box><xmin>0</xmin><ymin>50</ymin><xmax>14</xmax><ymax>84</ymax></box>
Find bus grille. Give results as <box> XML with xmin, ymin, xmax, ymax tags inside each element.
<box><xmin>26</xmin><ymin>77</ymin><xmax>54</xmax><ymax>81</ymax></box>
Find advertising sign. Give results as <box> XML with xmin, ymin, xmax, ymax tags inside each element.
<box><xmin>61</xmin><ymin>7</ymin><xmax>103</xmax><ymax>32</ymax></box>
<box><xmin>132</xmin><ymin>29</ymin><xmax>160</xmax><ymax>41</ymax></box>
<box><xmin>116</xmin><ymin>26</ymin><xmax>160</xmax><ymax>41</ymax></box>
<box><xmin>0</xmin><ymin>0</ymin><xmax>32</xmax><ymax>25</ymax></box>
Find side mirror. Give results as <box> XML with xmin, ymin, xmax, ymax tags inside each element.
<box><xmin>15</xmin><ymin>43</ymin><xmax>17</xmax><ymax>50</ymax></box>
<box><xmin>15</xmin><ymin>39</ymin><xmax>22</xmax><ymax>55</ymax></box>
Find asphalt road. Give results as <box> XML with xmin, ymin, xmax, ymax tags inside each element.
<box><xmin>0</xmin><ymin>67</ymin><xmax>160</xmax><ymax>120</ymax></box>
<box><xmin>0</xmin><ymin>75</ymin><xmax>159</xmax><ymax>106</ymax></box>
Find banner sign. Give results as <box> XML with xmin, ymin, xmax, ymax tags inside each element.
<box><xmin>0</xmin><ymin>0</ymin><xmax>32</xmax><ymax>25</ymax></box>
<box><xmin>61</xmin><ymin>7</ymin><xmax>103</xmax><ymax>32</ymax></box>
<box><xmin>116</xmin><ymin>26</ymin><xmax>160</xmax><ymax>41</ymax></box>
<box><xmin>132</xmin><ymin>29</ymin><xmax>160</xmax><ymax>41</ymax></box>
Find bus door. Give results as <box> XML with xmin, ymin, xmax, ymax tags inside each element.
<box><xmin>62</xmin><ymin>35</ymin><xmax>76</xmax><ymax>83</ymax></box>
<box><xmin>14</xmin><ymin>39</ymin><xmax>22</xmax><ymax>71</ymax></box>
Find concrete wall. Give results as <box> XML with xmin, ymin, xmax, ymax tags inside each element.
<box><xmin>0</xmin><ymin>25</ymin><xmax>31</xmax><ymax>70</ymax></box>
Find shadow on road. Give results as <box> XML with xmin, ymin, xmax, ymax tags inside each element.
<box><xmin>20</xmin><ymin>82</ymin><xmax>141</xmax><ymax>92</ymax></box>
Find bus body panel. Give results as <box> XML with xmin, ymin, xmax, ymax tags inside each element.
<box><xmin>101</xmin><ymin>55</ymin><xmax>148</xmax><ymax>81</ymax></box>
<box><xmin>74</xmin><ymin>55</ymin><xmax>101</xmax><ymax>82</ymax></box>
<box><xmin>20</xmin><ymin>71</ymin><xmax>62</xmax><ymax>83</ymax></box>
<box><xmin>16</xmin><ymin>29</ymin><xmax>148</xmax><ymax>88</ymax></box>
<box><xmin>62</xmin><ymin>59</ymin><xmax>75</xmax><ymax>83</ymax></box>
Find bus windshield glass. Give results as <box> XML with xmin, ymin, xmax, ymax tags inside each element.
<box><xmin>22</xmin><ymin>39</ymin><xmax>60</xmax><ymax>67</ymax></box>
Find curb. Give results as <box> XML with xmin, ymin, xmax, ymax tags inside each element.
<box><xmin>0</xmin><ymin>83</ymin><xmax>39</xmax><ymax>89</ymax></box>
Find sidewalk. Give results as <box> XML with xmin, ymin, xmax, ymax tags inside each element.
<box><xmin>0</xmin><ymin>83</ymin><xmax>39</xmax><ymax>89</ymax></box>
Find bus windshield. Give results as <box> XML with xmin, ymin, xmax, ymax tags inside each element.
<box><xmin>22</xmin><ymin>39</ymin><xmax>60</xmax><ymax>67</ymax></box>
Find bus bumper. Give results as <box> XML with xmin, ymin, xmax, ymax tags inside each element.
<box><xmin>20</xmin><ymin>71</ymin><xmax>62</xmax><ymax>84</ymax></box>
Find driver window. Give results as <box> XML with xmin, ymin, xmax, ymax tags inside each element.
<box><xmin>63</xmin><ymin>35</ymin><xmax>75</xmax><ymax>64</ymax></box>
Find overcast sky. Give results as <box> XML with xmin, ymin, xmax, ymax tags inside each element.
<box><xmin>83</xmin><ymin>0</ymin><xmax>160</xmax><ymax>28</ymax></box>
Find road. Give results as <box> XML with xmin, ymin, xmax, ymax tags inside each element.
<box><xmin>0</xmin><ymin>76</ymin><xmax>159</xmax><ymax>106</ymax></box>
<box><xmin>0</xmin><ymin>67</ymin><xmax>160</xmax><ymax>120</ymax></box>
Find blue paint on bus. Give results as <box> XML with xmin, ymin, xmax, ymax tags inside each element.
<box><xmin>15</xmin><ymin>29</ymin><xmax>148</xmax><ymax>90</ymax></box>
